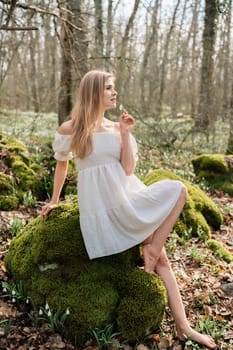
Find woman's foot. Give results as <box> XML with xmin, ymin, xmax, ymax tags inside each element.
<box><xmin>142</xmin><ymin>244</ymin><xmax>157</xmax><ymax>275</ymax></box>
<box><xmin>177</xmin><ymin>326</ymin><xmax>217</xmax><ymax>349</ymax></box>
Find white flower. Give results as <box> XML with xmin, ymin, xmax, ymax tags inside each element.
<box><xmin>26</xmin><ymin>298</ymin><xmax>30</xmax><ymax>304</ymax></box>
<box><xmin>3</xmin><ymin>288</ymin><xmax>7</xmax><ymax>292</ymax></box>
<box><xmin>12</xmin><ymin>290</ymin><xmax>16</xmax><ymax>296</ymax></box>
<box><xmin>47</xmin><ymin>310</ymin><xmax>52</xmax><ymax>317</ymax></box>
<box><xmin>66</xmin><ymin>308</ymin><xmax>70</xmax><ymax>315</ymax></box>
<box><xmin>39</xmin><ymin>308</ymin><xmax>43</xmax><ymax>315</ymax></box>
<box><xmin>12</xmin><ymin>297</ymin><xmax>16</xmax><ymax>303</ymax></box>
<box><xmin>45</xmin><ymin>303</ymin><xmax>50</xmax><ymax>310</ymax></box>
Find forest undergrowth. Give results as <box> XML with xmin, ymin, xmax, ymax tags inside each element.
<box><xmin>0</xmin><ymin>111</ymin><xmax>232</xmax><ymax>349</ymax></box>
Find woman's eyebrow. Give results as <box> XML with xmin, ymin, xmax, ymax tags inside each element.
<box><xmin>105</xmin><ymin>83</ymin><xmax>115</xmax><ymax>88</ymax></box>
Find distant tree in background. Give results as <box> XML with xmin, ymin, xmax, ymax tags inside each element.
<box><xmin>0</xmin><ymin>0</ymin><xmax>232</xmax><ymax>151</ymax></box>
<box><xmin>196</xmin><ymin>0</ymin><xmax>219</xmax><ymax>136</ymax></box>
<box><xmin>57</xmin><ymin>0</ymin><xmax>88</xmax><ymax>125</ymax></box>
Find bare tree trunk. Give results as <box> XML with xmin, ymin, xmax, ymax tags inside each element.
<box><xmin>58</xmin><ymin>22</ymin><xmax>73</xmax><ymax>125</ymax></box>
<box><xmin>105</xmin><ymin>0</ymin><xmax>113</xmax><ymax>70</ymax></box>
<box><xmin>57</xmin><ymin>0</ymin><xmax>88</xmax><ymax>125</ymax></box>
<box><xmin>140</xmin><ymin>0</ymin><xmax>159</xmax><ymax>114</ymax></box>
<box><xmin>190</xmin><ymin>0</ymin><xmax>200</xmax><ymax>119</ymax></box>
<box><xmin>157</xmin><ymin>0</ymin><xmax>181</xmax><ymax>117</ymax></box>
<box><xmin>170</xmin><ymin>1</ymin><xmax>188</xmax><ymax>117</ymax></box>
<box><xmin>222</xmin><ymin>0</ymin><xmax>232</xmax><ymax>119</ymax></box>
<box><xmin>68</xmin><ymin>0</ymin><xmax>88</xmax><ymax>85</ymax></box>
<box><xmin>29</xmin><ymin>30</ymin><xmax>40</xmax><ymax>112</ymax></box>
<box><xmin>196</xmin><ymin>0</ymin><xmax>219</xmax><ymax>133</ymax></box>
<box><xmin>226</xmin><ymin>81</ymin><xmax>233</xmax><ymax>154</ymax></box>
<box><xmin>115</xmin><ymin>0</ymin><xmax>140</xmax><ymax>99</ymax></box>
<box><xmin>94</xmin><ymin>0</ymin><xmax>104</xmax><ymax>66</ymax></box>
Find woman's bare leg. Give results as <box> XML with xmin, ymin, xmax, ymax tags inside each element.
<box><xmin>143</xmin><ymin>186</ymin><xmax>187</xmax><ymax>273</ymax></box>
<box><xmin>155</xmin><ymin>249</ymin><xmax>217</xmax><ymax>349</ymax></box>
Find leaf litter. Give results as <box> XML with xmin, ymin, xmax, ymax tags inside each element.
<box><xmin>0</xmin><ymin>191</ymin><xmax>232</xmax><ymax>350</ymax></box>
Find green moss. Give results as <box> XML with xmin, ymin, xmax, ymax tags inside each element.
<box><xmin>206</xmin><ymin>239</ymin><xmax>233</xmax><ymax>263</ymax></box>
<box><xmin>192</xmin><ymin>154</ymin><xmax>233</xmax><ymax>196</ymax></box>
<box><xmin>0</xmin><ymin>173</ymin><xmax>13</xmax><ymax>193</ymax></box>
<box><xmin>5</xmin><ymin>201</ymin><xmax>166</xmax><ymax>344</ymax></box>
<box><xmin>0</xmin><ymin>131</ymin><xmax>48</xmax><ymax>209</ymax></box>
<box><xmin>192</xmin><ymin>154</ymin><xmax>228</xmax><ymax>174</ymax></box>
<box><xmin>117</xmin><ymin>270</ymin><xmax>167</xmax><ymax>339</ymax></box>
<box><xmin>0</xmin><ymin>194</ymin><xmax>19</xmax><ymax>210</ymax></box>
<box><xmin>1</xmin><ymin>135</ymin><xmax>28</xmax><ymax>154</ymax></box>
<box><xmin>143</xmin><ymin>169</ymin><xmax>222</xmax><ymax>240</ymax></box>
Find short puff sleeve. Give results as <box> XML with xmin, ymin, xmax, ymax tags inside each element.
<box><xmin>52</xmin><ymin>132</ymin><xmax>73</xmax><ymax>161</ymax></box>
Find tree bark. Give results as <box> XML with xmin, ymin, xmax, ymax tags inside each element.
<box><xmin>222</xmin><ymin>0</ymin><xmax>232</xmax><ymax>118</ymax></box>
<box><xmin>157</xmin><ymin>0</ymin><xmax>181</xmax><ymax>117</ymax></box>
<box><xmin>57</xmin><ymin>22</ymin><xmax>73</xmax><ymax>125</ymax></box>
<box><xmin>196</xmin><ymin>0</ymin><xmax>219</xmax><ymax>132</ymax></box>
<box><xmin>140</xmin><ymin>0</ymin><xmax>159</xmax><ymax>114</ymax></box>
<box><xmin>29</xmin><ymin>30</ymin><xmax>40</xmax><ymax>112</ymax></box>
<box><xmin>226</xmin><ymin>81</ymin><xmax>233</xmax><ymax>154</ymax></box>
<box><xmin>105</xmin><ymin>0</ymin><xmax>113</xmax><ymax>70</ymax></box>
<box><xmin>94</xmin><ymin>0</ymin><xmax>104</xmax><ymax>62</ymax></box>
<box><xmin>115</xmin><ymin>0</ymin><xmax>140</xmax><ymax>99</ymax></box>
<box><xmin>57</xmin><ymin>0</ymin><xmax>88</xmax><ymax>125</ymax></box>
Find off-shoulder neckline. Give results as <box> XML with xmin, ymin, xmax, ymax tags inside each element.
<box><xmin>55</xmin><ymin>130</ymin><xmax>119</xmax><ymax>136</ymax></box>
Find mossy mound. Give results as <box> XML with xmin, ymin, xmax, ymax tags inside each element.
<box><xmin>192</xmin><ymin>154</ymin><xmax>233</xmax><ymax>196</ymax></box>
<box><xmin>5</xmin><ymin>201</ymin><xmax>167</xmax><ymax>344</ymax></box>
<box><xmin>0</xmin><ymin>131</ymin><xmax>46</xmax><ymax>209</ymax></box>
<box><xmin>143</xmin><ymin>169</ymin><xmax>223</xmax><ymax>240</ymax></box>
<box><xmin>206</xmin><ymin>239</ymin><xmax>233</xmax><ymax>263</ymax></box>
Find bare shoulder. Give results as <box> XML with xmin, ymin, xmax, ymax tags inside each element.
<box><xmin>57</xmin><ymin>120</ymin><xmax>73</xmax><ymax>135</ymax></box>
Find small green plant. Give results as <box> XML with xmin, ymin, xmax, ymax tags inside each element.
<box><xmin>184</xmin><ymin>336</ymin><xmax>202</xmax><ymax>350</ymax></box>
<box><xmin>195</xmin><ymin>315</ymin><xmax>226</xmax><ymax>341</ymax></box>
<box><xmin>190</xmin><ymin>247</ymin><xmax>205</xmax><ymax>265</ymax></box>
<box><xmin>198</xmin><ymin>179</ymin><xmax>210</xmax><ymax>192</ymax></box>
<box><xmin>91</xmin><ymin>324</ymin><xmax>121</xmax><ymax>350</ymax></box>
<box><xmin>23</xmin><ymin>190</ymin><xmax>36</xmax><ymax>208</ymax></box>
<box><xmin>166</xmin><ymin>233</ymin><xmax>179</xmax><ymax>254</ymax></box>
<box><xmin>0</xmin><ymin>319</ymin><xmax>11</xmax><ymax>336</ymax></box>
<box><xmin>9</xmin><ymin>218</ymin><xmax>23</xmax><ymax>236</ymax></box>
<box><xmin>30</xmin><ymin>303</ymin><xmax>70</xmax><ymax>333</ymax></box>
<box><xmin>2</xmin><ymin>280</ymin><xmax>29</xmax><ymax>304</ymax></box>
<box><xmin>196</xmin><ymin>225</ymin><xmax>207</xmax><ymax>241</ymax></box>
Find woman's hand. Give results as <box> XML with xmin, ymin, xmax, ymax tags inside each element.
<box><xmin>40</xmin><ymin>202</ymin><xmax>58</xmax><ymax>219</ymax></box>
<box><xmin>119</xmin><ymin>111</ymin><xmax>135</xmax><ymax>134</ymax></box>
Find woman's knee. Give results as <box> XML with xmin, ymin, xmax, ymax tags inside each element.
<box><xmin>179</xmin><ymin>184</ymin><xmax>188</xmax><ymax>204</ymax></box>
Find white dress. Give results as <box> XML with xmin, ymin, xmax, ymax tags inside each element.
<box><xmin>53</xmin><ymin>130</ymin><xmax>184</xmax><ymax>259</ymax></box>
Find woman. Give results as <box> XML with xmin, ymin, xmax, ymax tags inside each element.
<box><xmin>41</xmin><ymin>70</ymin><xmax>216</xmax><ymax>349</ymax></box>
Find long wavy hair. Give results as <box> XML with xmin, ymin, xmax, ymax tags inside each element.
<box><xmin>70</xmin><ymin>70</ymin><xmax>113</xmax><ymax>159</ymax></box>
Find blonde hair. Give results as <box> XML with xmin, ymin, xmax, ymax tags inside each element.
<box><xmin>70</xmin><ymin>70</ymin><xmax>113</xmax><ymax>159</ymax></box>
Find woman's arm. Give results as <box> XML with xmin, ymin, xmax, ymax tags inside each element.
<box><xmin>40</xmin><ymin>160</ymin><xmax>69</xmax><ymax>217</ymax></box>
<box><xmin>119</xmin><ymin>112</ymin><xmax>136</xmax><ymax>176</ymax></box>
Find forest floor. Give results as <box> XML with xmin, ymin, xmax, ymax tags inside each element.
<box><xmin>0</xmin><ymin>191</ymin><xmax>233</xmax><ymax>350</ymax></box>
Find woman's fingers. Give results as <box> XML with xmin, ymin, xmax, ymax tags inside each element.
<box><xmin>40</xmin><ymin>203</ymin><xmax>57</xmax><ymax>218</ymax></box>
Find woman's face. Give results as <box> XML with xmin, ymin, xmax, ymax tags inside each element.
<box><xmin>102</xmin><ymin>77</ymin><xmax>117</xmax><ymax>111</ymax></box>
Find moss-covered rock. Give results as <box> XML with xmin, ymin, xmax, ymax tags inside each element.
<box><xmin>4</xmin><ymin>201</ymin><xmax>167</xmax><ymax>344</ymax></box>
<box><xmin>192</xmin><ymin>154</ymin><xmax>233</xmax><ymax>196</ymax></box>
<box><xmin>0</xmin><ymin>194</ymin><xmax>19</xmax><ymax>210</ymax></box>
<box><xmin>143</xmin><ymin>169</ymin><xmax>223</xmax><ymax>240</ymax></box>
<box><xmin>0</xmin><ymin>131</ymin><xmax>47</xmax><ymax>209</ymax></box>
<box><xmin>206</xmin><ymin>239</ymin><xmax>233</xmax><ymax>263</ymax></box>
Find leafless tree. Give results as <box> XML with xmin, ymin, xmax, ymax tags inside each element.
<box><xmin>196</xmin><ymin>0</ymin><xmax>219</xmax><ymax>135</ymax></box>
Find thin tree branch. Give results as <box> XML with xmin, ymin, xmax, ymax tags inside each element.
<box><xmin>0</xmin><ymin>0</ymin><xmax>82</xmax><ymax>31</ymax></box>
<box><xmin>0</xmin><ymin>25</ymin><xmax>38</xmax><ymax>30</ymax></box>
